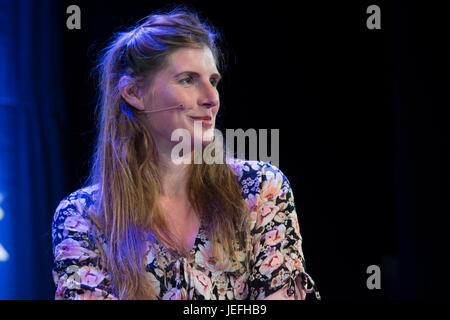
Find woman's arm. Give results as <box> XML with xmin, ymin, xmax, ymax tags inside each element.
<box><xmin>245</xmin><ymin>161</ymin><xmax>320</xmax><ymax>300</ymax></box>
<box><xmin>52</xmin><ymin>196</ymin><xmax>118</xmax><ymax>300</ymax></box>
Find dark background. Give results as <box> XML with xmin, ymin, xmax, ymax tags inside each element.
<box><xmin>0</xmin><ymin>0</ymin><xmax>449</xmax><ymax>300</ymax></box>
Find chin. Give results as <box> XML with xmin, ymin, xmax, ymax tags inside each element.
<box><xmin>192</xmin><ymin>128</ymin><xmax>214</xmax><ymax>145</ymax></box>
<box><xmin>201</xmin><ymin>138</ymin><xmax>214</xmax><ymax>147</ymax></box>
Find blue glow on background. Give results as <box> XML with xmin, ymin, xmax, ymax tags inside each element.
<box><xmin>0</xmin><ymin>0</ymin><xmax>65</xmax><ymax>299</ymax></box>
<box><xmin>0</xmin><ymin>112</ymin><xmax>16</xmax><ymax>298</ymax></box>
<box><xmin>0</xmin><ymin>193</ymin><xmax>10</xmax><ymax>262</ymax></box>
<box><xmin>0</xmin><ymin>0</ymin><xmax>17</xmax><ymax>298</ymax></box>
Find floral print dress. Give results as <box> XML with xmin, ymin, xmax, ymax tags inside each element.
<box><xmin>51</xmin><ymin>159</ymin><xmax>321</xmax><ymax>300</ymax></box>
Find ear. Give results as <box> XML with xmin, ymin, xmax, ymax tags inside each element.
<box><xmin>119</xmin><ymin>76</ymin><xmax>146</xmax><ymax>111</ymax></box>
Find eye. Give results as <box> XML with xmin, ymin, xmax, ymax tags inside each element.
<box><xmin>180</xmin><ymin>76</ymin><xmax>193</xmax><ymax>85</ymax></box>
<box><xmin>210</xmin><ymin>77</ymin><xmax>220</xmax><ymax>87</ymax></box>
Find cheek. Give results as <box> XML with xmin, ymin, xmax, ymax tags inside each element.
<box><xmin>146</xmin><ymin>113</ymin><xmax>186</xmax><ymax>137</ymax></box>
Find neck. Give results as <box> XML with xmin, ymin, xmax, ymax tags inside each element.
<box><xmin>157</xmin><ymin>151</ymin><xmax>197</xmax><ymax>225</ymax></box>
<box><xmin>156</xmin><ymin>146</ymin><xmax>191</xmax><ymax>200</ymax></box>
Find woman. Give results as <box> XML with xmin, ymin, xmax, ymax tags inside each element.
<box><xmin>51</xmin><ymin>8</ymin><xmax>320</xmax><ymax>300</ymax></box>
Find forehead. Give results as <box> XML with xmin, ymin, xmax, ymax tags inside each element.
<box><xmin>166</xmin><ymin>46</ymin><xmax>218</xmax><ymax>74</ymax></box>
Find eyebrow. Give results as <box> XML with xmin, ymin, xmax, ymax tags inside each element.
<box><xmin>174</xmin><ymin>71</ymin><xmax>222</xmax><ymax>80</ymax></box>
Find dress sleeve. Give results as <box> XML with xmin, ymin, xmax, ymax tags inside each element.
<box><xmin>51</xmin><ymin>195</ymin><xmax>117</xmax><ymax>300</ymax></box>
<box><xmin>248</xmin><ymin>164</ymin><xmax>321</xmax><ymax>300</ymax></box>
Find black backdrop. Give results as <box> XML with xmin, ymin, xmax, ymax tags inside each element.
<box><xmin>53</xmin><ymin>0</ymin><xmax>450</xmax><ymax>300</ymax></box>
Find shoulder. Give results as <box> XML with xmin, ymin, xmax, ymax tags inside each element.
<box><xmin>53</xmin><ymin>184</ymin><xmax>99</xmax><ymax>216</ymax></box>
<box><xmin>52</xmin><ymin>184</ymin><xmax>100</xmax><ymax>237</ymax></box>
<box><xmin>227</xmin><ymin>159</ymin><xmax>297</xmax><ymax>234</ymax></box>
<box><xmin>227</xmin><ymin>158</ymin><xmax>291</xmax><ymax>195</ymax></box>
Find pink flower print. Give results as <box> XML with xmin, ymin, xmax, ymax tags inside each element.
<box><xmin>252</xmin><ymin>236</ymin><xmax>262</xmax><ymax>258</ymax></box>
<box><xmin>192</xmin><ymin>269</ymin><xmax>212</xmax><ymax>299</ymax></box>
<box><xmin>162</xmin><ymin>288</ymin><xmax>183</xmax><ymax>300</ymax></box>
<box><xmin>264</xmin><ymin>224</ymin><xmax>286</xmax><ymax>246</ymax></box>
<box><xmin>195</xmin><ymin>243</ymin><xmax>231</xmax><ymax>272</ymax></box>
<box><xmin>274</xmin><ymin>211</ymin><xmax>286</xmax><ymax>223</ymax></box>
<box><xmin>78</xmin><ymin>266</ymin><xmax>105</xmax><ymax>288</ymax></box>
<box><xmin>286</xmin><ymin>257</ymin><xmax>304</xmax><ymax>273</ymax></box>
<box><xmin>259</xmin><ymin>250</ymin><xmax>284</xmax><ymax>277</ymax></box>
<box><xmin>54</xmin><ymin>276</ymin><xmax>69</xmax><ymax>300</ymax></box>
<box><xmin>256</xmin><ymin>201</ymin><xmax>280</xmax><ymax>228</ymax></box>
<box><xmin>233</xmin><ymin>273</ymin><xmax>248</xmax><ymax>299</ymax></box>
<box><xmin>258</xmin><ymin>174</ymin><xmax>283</xmax><ymax>204</ymax></box>
<box><xmin>54</xmin><ymin>238</ymin><xmax>95</xmax><ymax>261</ymax></box>
<box><xmin>63</xmin><ymin>215</ymin><xmax>90</xmax><ymax>233</ymax></box>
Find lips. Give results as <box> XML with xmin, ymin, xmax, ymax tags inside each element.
<box><xmin>189</xmin><ymin>116</ymin><xmax>212</xmax><ymax>121</ymax></box>
<box><xmin>189</xmin><ymin>116</ymin><xmax>213</xmax><ymax>127</ymax></box>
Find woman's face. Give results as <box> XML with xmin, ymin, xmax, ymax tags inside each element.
<box><xmin>140</xmin><ymin>46</ymin><xmax>221</xmax><ymax>157</ymax></box>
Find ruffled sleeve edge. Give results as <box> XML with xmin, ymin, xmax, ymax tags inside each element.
<box><xmin>288</xmin><ymin>270</ymin><xmax>321</xmax><ymax>300</ymax></box>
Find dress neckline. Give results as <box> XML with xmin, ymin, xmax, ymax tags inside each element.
<box><xmin>154</xmin><ymin>222</ymin><xmax>204</xmax><ymax>260</ymax></box>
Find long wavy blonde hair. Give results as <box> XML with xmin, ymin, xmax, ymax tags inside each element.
<box><xmin>84</xmin><ymin>7</ymin><xmax>251</xmax><ymax>299</ymax></box>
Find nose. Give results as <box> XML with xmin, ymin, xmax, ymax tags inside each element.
<box><xmin>198</xmin><ymin>82</ymin><xmax>219</xmax><ymax>109</ymax></box>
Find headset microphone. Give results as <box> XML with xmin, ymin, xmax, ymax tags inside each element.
<box><xmin>143</xmin><ymin>104</ymin><xmax>184</xmax><ymax>114</ymax></box>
